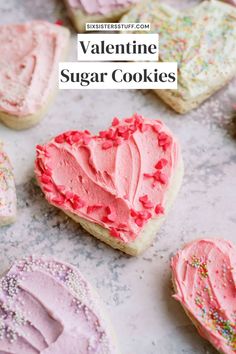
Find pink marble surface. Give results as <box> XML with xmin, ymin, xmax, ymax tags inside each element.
<box><xmin>0</xmin><ymin>1</ymin><xmax>236</xmax><ymax>353</ymax></box>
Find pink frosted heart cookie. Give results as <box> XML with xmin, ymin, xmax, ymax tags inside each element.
<box><xmin>64</xmin><ymin>0</ymin><xmax>138</xmax><ymax>32</ymax></box>
<box><xmin>0</xmin><ymin>21</ymin><xmax>70</xmax><ymax>130</ymax></box>
<box><xmin>35</xmin><ymin>114</ymin><xmax>183</xmax><ymax>255</ymax></box>
<box><xmin>0</xmin><ymin>256</ymin><xmax>119</xmax><ymax>353</ymax></box>
<box><xmin>171</xmin><ymin>238</ymin><xmax>236</xmax><ymax>354</ymax></box>
<box><xmin>0</xmin><ymin>145</ymin><xmax>16</xmax><ymax>226</ymax></box>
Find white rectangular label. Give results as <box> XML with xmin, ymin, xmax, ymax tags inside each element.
<box><xmin>77</xmin><ymin>34</ymin><xmax>159</xmax><ymax>61</ymax></box>
<box><xmin>85</xmin><ymin>23</ymin><xmax>151</xmax><ymax>32</ymax></box>
<box><xmin>59</xmin><ymin>62</ymin><xmax>177</xmax><ymax>90</ymax></box>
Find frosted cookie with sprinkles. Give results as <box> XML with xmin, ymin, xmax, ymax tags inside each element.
<box><xmin>35</xmin><ymin>114</ymin><xmax>183</xmax><ymax>256</ymax></box>
<box><xmin>121</xmin><ymin>0</ymin><xmax>236</xmax><ymax>114</ymax></box>
<box><xmin>0</xmin><ymin>144</ymin><xmax>16</xmax><ymax>226</ymax></box>
<box><xmin>0</xmin><ymin>255</ymin><xmax>120</xmax><ymax>353</ymax></box>
<box><xmin>171</xmin><ymin>239</ymin><xmax>236</xmax><ymax>354</ymax></box>
<box><xmin>64</xmin><ymin>0</ymin><xmax>139</xmax><ymax>32</ymax></box>
<box><xmin>0</xmin><ymin>21</ymin><xmax>70</xmax><ymax>130</ymax></box>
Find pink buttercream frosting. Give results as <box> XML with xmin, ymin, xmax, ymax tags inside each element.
<box><xmin>66</xmin><ymin>0</ymin><xmax>137</xmax><ymax>15</ymax></box>
<box><xmin>0</xmin><ymin>256</ymin><xmax>118</xmax><ymax>353</ymax></box>
<box><xmin>0</xmin><ymin>21</ymin><xmax>70</xmax><ymax>117</ymax></box>
<box><xmin>35</xmin><ymin>114</ymin><xmax>181</xmax><ymax>243</ymax></box>
<box><xmin>0</xmin><ymin>147</ymin><xmax>16</xmax><ymax>222</ymax></box>
<box><xmin>171</xmin><ymin>238</ymin><xmax>236</xmax><ymax>354</ymax></box>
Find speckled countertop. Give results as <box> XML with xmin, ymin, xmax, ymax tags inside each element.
<box><xmin>0</xmin><ymin>1</ymin><xmax>236</xmax><ymax>353</ymax></box>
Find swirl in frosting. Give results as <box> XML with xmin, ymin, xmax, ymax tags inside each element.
<box><xmin>35</xmin><ymin>114</ymin><xmax>181</xmax><ymax>243</ymax></box>
<box><xmin>0</xmin><ymin>21</ymin><xmax>70</xmax><ymax>117</ymax></box>
<box><xmin>171</xmin><ymin>239</ymin><xmax>236</xmax><ymax>354</ymax></box>
<box><xmin>0</xmin><ymin>256</ymin><xmax>119</xmax><ymax>353</ymax></box>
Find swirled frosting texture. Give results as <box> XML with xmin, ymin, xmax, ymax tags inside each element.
<box><xmin>0</xmin><ymin>147</ymin><xmax>16</xmax><ymax>224</ymax></box>
<box><xmin>0</xmin><ymin>256</ymin><xmax>118</xmax><ymax>353</ymax></box>
<box><xmin>35</xmin><ymin>114</ymin><xmax>180</xmax><ymax>243</ymax></box>
<box><xmin>66</xmin><ymin>0</ymin><xmax>137</xmax><ymax>15</ymax></box>
<box><xmin>121</xmin><ymin>0</ymin><xmax>236</xmax><ymax>100</ymax></box>
<box><xmin>171</xmin><ymin>239</ymin><xmax>236</xmax><ymax>354</ymax></box>
<box><xmin>0</xmin><ymin>21</ymin><xmax>70</xmax><ymax>117</ymax></box>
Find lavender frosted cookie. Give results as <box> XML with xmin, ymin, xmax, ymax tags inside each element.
<box><xmin>64</xmin><ymin>0</ymin><xmax>139</xmax><ymax>32</ymax></box>
<box><xmin>0</xmin><ymin>256</ymin><xmax>120</xmax><ymax>353</ymax></box>
<box><xmin>0</xmin><ymin>144</ymin><xmax>16</xmax><ymax>226</ymax></box>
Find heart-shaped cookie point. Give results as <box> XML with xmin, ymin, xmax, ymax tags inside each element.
<box><xmin>121</xmin><ymin>0</ymin><xmax>236</xmax><ymax>113</ymax></box>
<box><xmin>35</xmin><ymin>114</ymin><xmax>183</xmax><ymax>255</ymax></box>
<box><xmin>0</xmin><ymin>144</ymin><xmax>16</xmax><ymax>226</ymax></box>
<box><xmin>0</xmin><ymin>21</ymin><xmax>70</xmax><ymax>130</ymax></box>
<box><xmin>64</xmin><ymin>0</ymin><xmax>137</xmax><ymax>32</ymax></box>
<box><xmin>0</xmin><ymin>256</ymin><xmax>119</xmax><ymax>353</ymax></box>
<box><xmin>171</xmin><ymin>239</ymin><xmax>236</xmax><ymax>354</ymax></box>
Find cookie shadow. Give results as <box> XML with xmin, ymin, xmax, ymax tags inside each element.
<box><xmin>229</xmin><ymin>112</ymin><xmax>236</xmax><ymax>140</ymax></box>
<box><xmin>160</xmin><ymin>273</ymin><xmax>218</xmax><ymax>354</ymax></box>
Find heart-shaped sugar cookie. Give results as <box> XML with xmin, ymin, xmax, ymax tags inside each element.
<box><xmin>0</xmin><ymin>21</ymin><xmax>70</xmax><ymax>130</ymax></box>
<box><xmin>171</xmin><ymin>239</ymin><xmax>236</xmax><ymax>354</ymax></box>
<box><xmin>0</xmin><ymin>256</ymin><xmax>119</xmax><ymax>353</ymax></box>
<box><xmin>35</xmin><ymin>114</ymin><xmax>183</xmax><ymax>255</ymax></box>
<box><xmin>0</xmin><ymin>144</ymin><xmax>16</xmax><ymax>226</ymax></box>
<box><xmin>121</xmin><ymin>0</ymin><xmax>236</xmax><ymax>113</ymax></box>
